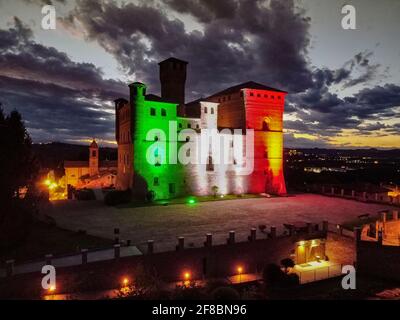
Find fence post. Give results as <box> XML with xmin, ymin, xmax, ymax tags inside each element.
<box><xmin>81</xmin><ymin>249</ymin><xmax>88</xmax><ymax>265</ymax></box>
<box><xmin>177</xmin><ymin>237</ymin><xmax>185</xmax><ymax>251</ymax></box>
<box><xmin>5</xmin><ymin>260</ymin><xmax>14</xmax><ymax>278</ymax></box>
<box><xmin>45</xmin><ymin>254</ymin><xmax>53</xmax><ymax>265</ymax></box>
<box><xmin>270</xmin><ymin>226</ymin><xmax>277</xmax><ymax>239</ymax></box>
<box><xmin>147</xmin><ymin>240</ymin><xmax>154</xmax><ymax>254</ymax></box>
<box><xmin>114</xmin><ymin>244</ymin><xmax>121</xmax><ymax>259</ymax></box>
<box><xmin>227</xmin><ymin>231</ymin><xmax>235</xmax><ymax>244</ymax></box>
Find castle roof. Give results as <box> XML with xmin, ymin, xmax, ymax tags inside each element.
<box><xmin>158</xmin><ymin>57</ymin><xmax>188</xmax><ymax>65</ymax></box>
<box><xmin>206</xmin><ymin>81</ymin><xmax>287</xmax><ymax>99</ymax></box>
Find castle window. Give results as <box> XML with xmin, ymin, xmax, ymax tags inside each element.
<box><xmin>154</xmin><ymin>177</ymin><xmax>159</xmax><ymax>186</ymax></box>
<box><xmin>250</xmin><ymin>92</ymin><xmax>254</xmax><ymax>97</ymax></box>
<box><xmin>150</xmin><ymin>108</ymin><xmax>156</xmax><ymax>116</ymax></box>
<box><xmin>206</xmin><ymin>156</ymin><xmax>214</xmax><ymax>171</ymax></box>
<box><xmin>196</xmin><ymin>124</ymin><xmax>199</xmax><ymax>129</ymax></box>
<box><xmin>186</xmin><ymin>136</ymin><xmax>190</xmax><ymax>142</ymax></box>
<box><xmin>92</xmin><ymin>150</ymin><xmax>97</xmax><ymax>157</ymax></box>
<box><xmin>264</xmin><ymin>94</ymin><xmax>268</xmax><ymax>98</ymax></box>
<box><xmin>262</xmin><ymin>121</ymin><xmax>270</xmax><ymax>131</ymax></box>
<box><xmin>161</xmin><ymin>108</ymin><xmax>167</xmax><ymax>116</ymax></box>
<box><xmin>186</xmin><ymin>149</ymin><xmax>191</xmax><ymax>157</ymax></box>
<box><xmin>211</xmin><ymin>108</ymin><xmax>214</xmax><ymax>114</ymax></box>
<box><xmin>257</xmin><ymin>94</ymin><xmax>261</xmax><ymax>98</ymax></box>
<box><xmin>169</xmin><ymin>183</ymin><xmax>175</xmax><ymax>194</ymax></box>
<box><xmin>178</xmin><ymin>123</ymin><xmax>182</xmax><ymax>129</ymax></box>
<box><xmin>187</xmin><ymin>123</ymin><xmax>192</xmax><ymax>128</ymax></box>
<box><xmin>233</xmin><ymin>159</ymin><xmax>237</xmax><ymax>165</ymax></box>
<box><xmin>204</xmin><ymin>107</ymin><xmax>208</xmax><ymax>113</ymax></box>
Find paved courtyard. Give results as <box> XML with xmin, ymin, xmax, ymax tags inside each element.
<box><xmin>46</xmin><ymin>194</ymin><xmax>396</xmax><ymax>252</ymax></box>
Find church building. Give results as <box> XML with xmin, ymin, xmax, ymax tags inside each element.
<box><xmin>64</xmin><ymin>140</ymin><xmax>117</xmax><ymax>189</ymax></box>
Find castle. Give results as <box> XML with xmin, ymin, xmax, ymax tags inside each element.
<box><xmin>114</xmin><ymin>57</ymin><xmax>287</xmax><ymax>200</ymax></box>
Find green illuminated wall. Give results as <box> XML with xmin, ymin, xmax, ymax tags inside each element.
<box><xmin>131</xmin><ymin>82</ymin><xmax>185</xmax><ymax>200</ymax></box>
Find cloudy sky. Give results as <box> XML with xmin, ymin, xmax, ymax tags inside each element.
<box><xmin>0</xmin><ymin>0</ymin><xmax>399</xmax><ymax>148</ymax></box>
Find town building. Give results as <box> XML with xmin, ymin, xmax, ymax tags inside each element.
<box><xmin>115</xmin><ymin>58</ymin><xmax>287</xmax><ymax>199</ymax></box>
<box><xmin>64</xmin><ymin>140</ymin><xmax>117</xmax><ymax>189</ymax></box>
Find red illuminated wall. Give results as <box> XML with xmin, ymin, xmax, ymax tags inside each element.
<box><xmin>207</xmin><ymin>87</ymin><xmax>287</xmax><ymax>195</ymax></box>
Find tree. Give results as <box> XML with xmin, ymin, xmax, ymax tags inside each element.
<box><xmin>0</xmin><ymin>108</ymin><xmax>39</xmax><ymax>250</ymax></box>
<box><xmin>211</xmin><ymin>185</ymin><xmax>219</xmax><ymax>198</ymax></box>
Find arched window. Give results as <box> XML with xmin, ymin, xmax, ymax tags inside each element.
<box><xmin>204</xmin><ymin>107</ymin><xmax>208</xmax><ymax>113</ymax></box>
<box><xmin>161</xmin><ymin>108</ymin><xmax>167</xmax><ymax>116</ymax></box>
<box><xmin>211</xmin><ymin>108</ymin><xmax>214</xmax><ymax>114</ymax></box>
<box><xmin>206</xmin><ymin>156</ymin><xmax>214</xmax><ymax>171</ymax></box>
<box><xmin>262</xmin><ymin>120</ymin><xmax>270</xmax><ymax>131</ymax></box>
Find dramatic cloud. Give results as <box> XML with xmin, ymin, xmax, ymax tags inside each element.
<box><xmin>61</xmin><ymin>0</ymin><xmax>313</xmax><ymax>99</ymax></box>
<box><xmin>0</xmin><ymin>18</ymin><xmax>126</xmax><ymax>144</ymax></box>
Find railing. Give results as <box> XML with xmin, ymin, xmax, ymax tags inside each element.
<box><xmin>296</xmin><ymin>263</ymin><xmax>343</xmax><ymax>284</ymax></box>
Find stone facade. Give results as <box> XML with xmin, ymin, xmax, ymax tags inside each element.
<box><xmin>115</xmin><ymin>58</ymin><xmax>287</xmax><ymax>199</ymax></box>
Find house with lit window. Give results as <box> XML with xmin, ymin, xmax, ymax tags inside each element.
<box><xmin>114</xmin><ymin>57</ymin><xmax>287</xmax><ymax>200</ymax></box>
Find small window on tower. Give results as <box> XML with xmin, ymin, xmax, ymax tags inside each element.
<box><xmin>178</xmin><ymin>123</ymin><xmax>182</xmax><ymax>129</ymax></box>
<box><xmin>154</xmin><ymin>177</ymin><xmax>159</xmax><ymax>186</ymax></box>
<box><xmin>187</xmin><ymin>123</ymin><xmax>192</xmax><ymax>128</ymax></box>
<box><xmin>211</xmin><ymin>108</ymin><xmax>214</xmax><ymax>114</ymax></box>
<box><xmin>150</xmin><ymin>108</ymin><xmax>156</xmax><ymax>116</ymax></box>
<box><xmin>92</xmin><ymin>150</ymin><xmax>97</xmax><ymax>157</ymax></box>
<box><xmin>250</xmin><ymin>92</ymin><xmax>254</xmax><ymax>97</ymax></box>
<box><xmin>206</xmin><ymin>156</ymin><xmax>214</xmax><ymax>171</ymax></box>
<box><xmin>161</xmin><ymin>108</ymin><xmax>167</xmax><ymax>116</ymax></box>
<box><xmin>204</xmin><ymin>107</ymin><xmax>208</xmax><ymax>113</ymax></box>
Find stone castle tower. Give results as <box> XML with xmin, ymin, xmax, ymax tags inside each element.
<box><xmin>159</xmin><ymin>57</ymin><xmax>188</xmax><ymax>116</ymax></box>
<box><xmin>89</xmin><ymin>139</ymin><xmax>99</xmax><ymax>176</ymax></box>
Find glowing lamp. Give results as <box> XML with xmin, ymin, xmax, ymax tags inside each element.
<box><xmin>298</xmin><ymin>241</ymin><xmax>305</xmax><ymax>246</ymax></box>
<box><xmin>122</xmin><ymin>278</ymin><xmax>129</xmax><ymax>287</ymax></box>
<box><xmin>184</xmin><ymin>272</ymin><xmax>191</xmax><ymax>281</ymax></box>
<box><xmin>237</xmin><ymin>266</ymin><xmax>243</xmax><ymax>274</ymax></box>
<box><xmin>44</xmin><ymin>179</ymin><xmax>51</xmax><ymax>186</ymax></box>
<box><xmin>48</xmin><ymin>285</ymin><xmax>56</xmax><ymax>292</ymax></box>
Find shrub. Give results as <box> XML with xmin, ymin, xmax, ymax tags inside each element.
<box><xmin>104</xmin><ymin>189</ymin><xmax>132</xmax><ymax>206</ymax></box>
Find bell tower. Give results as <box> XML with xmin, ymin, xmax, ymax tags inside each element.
<box><xmin>89</xmin><ymin>139</ymin><xmax>99</xmax><ymax>176</ymax></box>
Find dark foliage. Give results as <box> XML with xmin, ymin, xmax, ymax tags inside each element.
<box><xmin>0</xmin><ymin>107</ymin><xmax>39</xmax><ymax>251</ymax></box>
